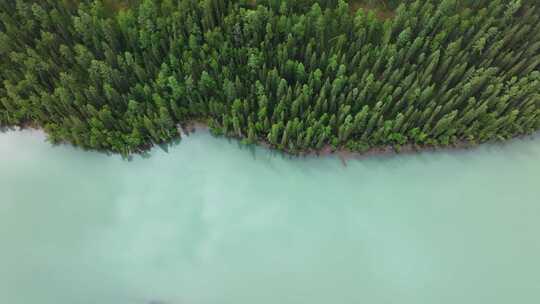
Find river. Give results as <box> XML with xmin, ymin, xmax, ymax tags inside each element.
<box><xmin>1</xmin><ymin>130</ymin><xmax>539</xmax><ymax>304</ymax></box>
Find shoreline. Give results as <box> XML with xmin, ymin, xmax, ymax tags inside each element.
<box><xmin>3</xmin><ymin>122</ymin><xmax>537</xmax><ymax>162</ymax></box>
<box><xmin>180</xmin><ymin>121</ymin><xmax>537</xmax><ymax>165</ymax></box>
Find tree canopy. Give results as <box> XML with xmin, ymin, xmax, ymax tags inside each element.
<box><xmin>1</xmin><ymin>0</ymin><xmax>539</xmax><ymax>155</ymax></box>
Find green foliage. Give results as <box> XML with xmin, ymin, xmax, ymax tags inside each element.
<box><xmin>0</xmin><ymin>0</ymin><xmax>539</xmax><ymax>155</ymax></box>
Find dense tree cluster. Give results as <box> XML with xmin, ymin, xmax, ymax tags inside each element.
<box><xmin>1</xmin><ymin>0</ymin><xmax>539</xmax><ymax>155</ymax></box>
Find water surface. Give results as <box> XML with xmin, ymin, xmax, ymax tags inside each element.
<box><xmin>1</xmin><ymin>130</ymin><xmax>539</xmax><ymax>304</ymax></box>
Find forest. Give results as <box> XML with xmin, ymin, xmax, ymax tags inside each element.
<box><xmin>0</xmin><ymin>0</ymin><xmax>539</xmax><ymax>156</ymax></box>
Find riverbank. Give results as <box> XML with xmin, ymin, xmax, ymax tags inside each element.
<box><xmin>4</xmin><ymin>122</ymin><xmax>537</xmax><ymax>162</ymax></box>
<box><xmin>180</xmin><ymin>121</ymin><xmax>537</xmax><ymax>165</ymax></box>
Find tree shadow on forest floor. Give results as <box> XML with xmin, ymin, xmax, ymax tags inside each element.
<box><xmin>349</xmin><ymin>0</ymin><xmax>396</xmax><ymax>19</ymax></box>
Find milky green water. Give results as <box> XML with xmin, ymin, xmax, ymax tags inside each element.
<box><xmin>0</xmin><ymin>130</ymin><xmax>539</xmax><ymax>304</ymax></box>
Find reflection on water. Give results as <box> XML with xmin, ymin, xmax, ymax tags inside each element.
<box><xmin>1</xmin><ymin>130</ymin><xmax>539</xmax><ymax>304</ymax></box>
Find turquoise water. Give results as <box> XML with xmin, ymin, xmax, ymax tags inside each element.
<box><xmin>1</xmin><ymin>130</ymin><xmax>539</xmax><ymax>304</ymax></box>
